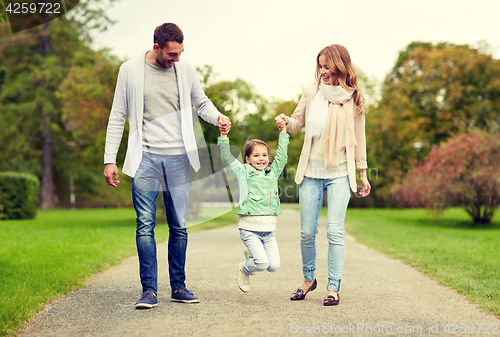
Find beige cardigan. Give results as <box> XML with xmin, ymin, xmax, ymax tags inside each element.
<box><xmin>287</xmin><ymin>84</ymin><xmax>368</xmax><ymax>192</ymax></box>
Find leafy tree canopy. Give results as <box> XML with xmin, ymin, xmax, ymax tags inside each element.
<box><xmin>0</xmin><ymin>7</ymin><xmax>122</xmax><ymax>208</ymax></box>
<box><xmin>368</xmin><ymin>41</ymin><xmax>500</xmax><ymax>203</ymax></box>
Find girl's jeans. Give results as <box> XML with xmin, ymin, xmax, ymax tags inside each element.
<box><xmin>240</xmin><ymin>229</ymin><xmax>280</xmax><ymax>275</ymax></box>
<box><xmin>132</xmin><ymin>152</ymin><xmax>190</xmax><ymax>293</ymax></box>
<box><xmin>299</xmin><ymin>176</ymin><xmax>351</xmax><ymax>291</ymax></box>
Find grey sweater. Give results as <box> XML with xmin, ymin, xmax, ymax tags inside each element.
<box><xmin>142</xmin><ymin>60</ymin><xmax>184</xmax><ymax>155</ymax></box>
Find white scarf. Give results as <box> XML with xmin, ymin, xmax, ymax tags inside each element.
<box><xmin>308</xmin><ymin>82</ymin><xmax>353</xmax><ymax>139</ymax></box>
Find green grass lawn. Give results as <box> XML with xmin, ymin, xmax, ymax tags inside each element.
<box><xmin>344</xmin><ymin>207</ymin><xmax>500</xmax><ymax>317</ymax></box>
<box><xmin>0</xmin><ymin>207</ymin><xmax>237</xmax><ymax>337</ymax></box>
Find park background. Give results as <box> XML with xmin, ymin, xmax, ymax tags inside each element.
<box><xmin>1</xmin><ymin>0</ymin><xmax>499</xmax><ymax>336</ymax></box>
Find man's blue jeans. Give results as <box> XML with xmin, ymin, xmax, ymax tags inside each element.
<box><xmin>132</xmin><ymin>152</ymin><xmax>190</xmax><ymax>294</ymax></box>
<box><xmin>299</xmin><ymin>176</ymin><xmax>351</xmax><ymax>291</ymax></box>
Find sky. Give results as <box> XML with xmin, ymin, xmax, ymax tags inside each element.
<box><xmin>91</xmin><ymin>0</ymin><xmax>500</xmax><ymax>101</ymax></box>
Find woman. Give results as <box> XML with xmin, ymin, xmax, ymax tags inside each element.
<box><xmin>275</xmin><ymin>44</ymin><xmax>370</xmax><ymax>306</ymax></box>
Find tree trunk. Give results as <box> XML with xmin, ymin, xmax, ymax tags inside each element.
<box><xmin>39</xmin><ymin>23</ymin><xmax>57</xmax><ymax>209</ymax></box>
<box><xmin>40</xmin><ymin>109</ymin><xmax>56</xmax><ymax>209</ymax></box>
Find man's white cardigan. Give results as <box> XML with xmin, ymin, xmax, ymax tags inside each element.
<box><xmin>104</xmin><ymin>51</ymin><xmax>222</xmax><ymax>177</ymax></box>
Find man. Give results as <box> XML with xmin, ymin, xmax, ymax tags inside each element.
<box><xmin>104</xmin><ymin>23</ymin><xmax>230</xmax><ymax>309</ymax></box>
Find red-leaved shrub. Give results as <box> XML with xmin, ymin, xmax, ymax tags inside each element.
<box><xmin>391</xmin><ymin>132</ymin><xmax>500</xmax><ymax>224</ymax></box>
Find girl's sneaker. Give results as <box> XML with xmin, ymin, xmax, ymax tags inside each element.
<box><xmin>238</xmin><ymin>262</ymin><xmax>250</xmax><ymax>292</ymax></box>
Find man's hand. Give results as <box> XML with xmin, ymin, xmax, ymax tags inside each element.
<box><xmin>218</xmin><ymin>115</ymin><xmax>231</xmax><ymax>135</ymax></box>
<box><xmin>104</xmin><ymin>163</ymin><xmax>120</xmax><ymax>187</ymax></box>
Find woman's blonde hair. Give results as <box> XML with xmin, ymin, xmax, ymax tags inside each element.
<box><xmin>315</xmin><ymin>44</ymin><xmax>366</xmax><ymax>114</ymax></box>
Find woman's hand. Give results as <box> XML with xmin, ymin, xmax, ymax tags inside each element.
<box><xmin>358</xmin><ymin>169</ymin><xmax>371</xmax><ymax>197</ymax></box>
<box><xmin>275</xmin><ymin>113</ymin><xmax>289</xmax><ymax>131</ymax></box>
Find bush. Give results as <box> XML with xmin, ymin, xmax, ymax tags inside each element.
<box><xmin>391</xmin><ymin>132</ymin><xmax>500</xmax><ymax>224</ymax></box>
<box><xmin>0</xmin><ymin>172</ymin><xmax>40</xmax><ymax>220</ymax></box>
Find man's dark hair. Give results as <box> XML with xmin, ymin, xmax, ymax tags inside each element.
<box><xmin>154</xmin><ymin>23</ymin><xmax>184</xmax><ymax>48</ymax></box>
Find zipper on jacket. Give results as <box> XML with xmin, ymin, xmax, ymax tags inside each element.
<box><xmin>269</xmin><ymin>174</ymin><xmax>273</xmax><ymax>214</ymax></box>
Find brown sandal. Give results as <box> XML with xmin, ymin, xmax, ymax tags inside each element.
<box><xmin>290</xmin><ymin>279</ymin><xmax>317</xmax><ymax>300</ymax></box>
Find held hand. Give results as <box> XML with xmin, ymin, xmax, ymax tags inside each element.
<box><xmin>274</xmin><ymin>114</ymin><xmax>284</xmax><ymax>129</ymax></box>
<box><xmin>218</xmin><ymin>115</ymin><xmax>231</xmax><ymax>135</ymax></box>
<box><xmin>274</xmin><ymin>114</ymin><xmax>289</xmax><ymax>131</ymax></box>
<box><xmin>219</xmin><ymin>127</ymin><xmax>228</xmax><ymax>140</ymax></box>
<box><xmin>104</xmin><ymin>163</ymin><xmax>120</xmax><ymax>187</ymax></box>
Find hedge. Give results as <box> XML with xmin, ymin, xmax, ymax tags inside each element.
<box><xmin>0</xmin><ymin>172</ymin><xmax>40</xmax><ymax>220</ymax></box>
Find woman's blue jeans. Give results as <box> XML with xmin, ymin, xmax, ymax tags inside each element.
<box><xmin>132</xmin><ymin>152</ymin><xmax>190</xmax><ymax>293</ymax></box>
<box><xmin>299</xmin><ymin>176</ymin><xmax>351</xmax><ymax>291</ymax></box>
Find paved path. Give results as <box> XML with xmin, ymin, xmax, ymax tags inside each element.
<box><xmin>21</xmin><ymin>209</ymin><xmax>499</xmax><ymax>336</ymax></box>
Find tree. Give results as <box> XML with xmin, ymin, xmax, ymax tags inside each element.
<box><xmin>56</xmin><ymin>52</ymin><xmax>126</xmax><ymax>207</ymax></box>
<box><xmin>0</xmin><ymin>1</ymin><xmax>118</xmax><ymax>208</ymax></box>
<box><xmin>0</xmin><ymin>0</ymin><xmax>6</xmax><ymax>24</ymax></box>
<box><xmin>368</xmin><ymin>42</ymin><xmax>500</xmax><ymax>204</ymax></box>
<box><xmin>0</xmin><ymin>66</ymin><xmax>5</xmax><ymax>92</ymax></box>
<box><xmin>391</xmin><ymin>132</ymin><xmax>500</xmax><ymax>224</ymax></box>
<box><xmin>196</xmin><ymin>65</ymin><xmax>276</xmax><ymax>147</ymax></box>
<box><xmin>1</xmin><ymin>20</ymin><xmax>79</xmax><ymax>208</ymax></box>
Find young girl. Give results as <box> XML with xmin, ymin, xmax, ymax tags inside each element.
<box><xmin>275</xmin><ymin>44</ymin><xmax>371</xmax><ymax>306</ymax></box>
<box><xmin>217</xmin><ymin>123</ymin><xmax>289</xmax><ymax>292</ymax></box>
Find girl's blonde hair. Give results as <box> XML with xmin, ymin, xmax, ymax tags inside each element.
<box><xmin>315</xmin><ymin>44</ymin><xmax>366</xmax><ymax>114</ymax></box>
